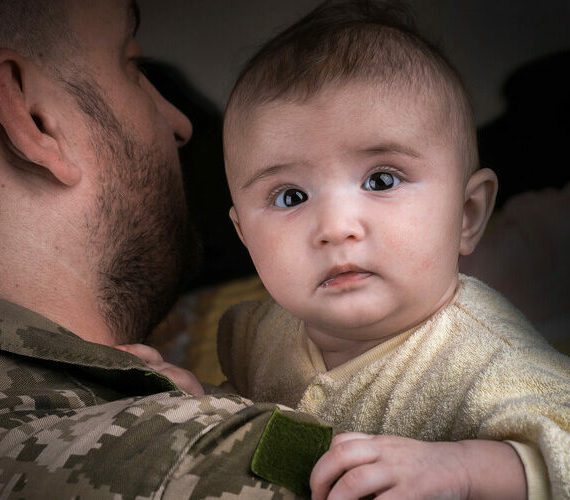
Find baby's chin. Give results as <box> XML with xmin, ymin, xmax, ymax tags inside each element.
<box><xmin>302</xmin><ymin>309</ymin><xmax>401</xmax><ymax>340</ymax></box>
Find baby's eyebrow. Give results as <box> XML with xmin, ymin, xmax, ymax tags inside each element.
<box><xmin>361</xmin><ymin>143</ymin><xmax>421</xmax><ymax>159</ymax></box>
<box><xmin>241</xmin><ymin>163</ymin><xmax>294</xmax><ymax>190</ymax></box>
<box><xmin>239</xmin><ymin>143</ymin><xmax>420</xmax><ymax>190</ymax></box>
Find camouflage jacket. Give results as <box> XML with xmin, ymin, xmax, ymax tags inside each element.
<box><xmin>0</xmin><ymin>299</ymin><xmax>313</xmax><ymax>499</ymax></box>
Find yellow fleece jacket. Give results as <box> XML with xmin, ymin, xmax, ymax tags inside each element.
<box><xmin>218</xmin><ymin>275</ymin><xmax>570</xmax><ymax>499</ymax></box>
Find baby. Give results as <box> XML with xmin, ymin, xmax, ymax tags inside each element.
<box><xmin>217</xmin><ymin>1</ymin><xmax>570</xmax><ymax>498</ymax></box>
<box><xmin>120</xmin><ymin>1</ymin><xmax>570</xmax><ymax>498</ymax></box>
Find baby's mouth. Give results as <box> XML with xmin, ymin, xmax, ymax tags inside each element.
<box><xmin>319</xmin><ymin>264</ymin><xmax>373</xmax><ymax>288</ymax></box>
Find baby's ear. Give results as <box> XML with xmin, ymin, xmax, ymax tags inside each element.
<box><xmin>229</xmin><ymin>206</ymin><xmax>246</xmax><ymax>246</ymax></box>
<box><xmin>459</xmin><ymin>168</ymin><xmax>498</xmax><ymax>256</ymax></box>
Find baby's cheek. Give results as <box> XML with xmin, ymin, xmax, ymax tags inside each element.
<box><xmin>253</xmin><ymin>247</ymin><xmax>291</xmax><ymax>283</ymax></box>
<box><xmin>418</xmin><ymin>256</ymin><xmax>437</xmax><ymax>273</ymax></box>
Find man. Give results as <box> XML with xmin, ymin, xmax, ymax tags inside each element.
<box><xmin>0</xmin><ymin>1</ymin><xmax>325</xmax><ymax>497</ymax></box>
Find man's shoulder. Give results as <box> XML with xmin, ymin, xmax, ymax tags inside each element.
<box><xmin>0</xmin><ymin>300</ymin><xmax>317</xmax><ymax>499</ymax></box>
<box><xmin>0</xmin><ymin>299</ymin><xmax>180</xmax><ymax>423</ymax></box>
<box><xmin>0</xmin><ymin>388</ymin><xmax>302</xmax><ymax>499</ymax></box>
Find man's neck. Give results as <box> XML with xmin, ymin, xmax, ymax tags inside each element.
<box><xmin>0</xmin><ymin>258</ymin><xmax>116</xmax><ymax>346</ymax></box>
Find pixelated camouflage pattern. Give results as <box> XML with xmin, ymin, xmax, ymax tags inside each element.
<box><xmin>0</xmin><ymin>300</ymin><xmax>306</xmax><ymax>499</ymax></box>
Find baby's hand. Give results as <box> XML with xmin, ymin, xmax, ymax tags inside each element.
<box><xmin>310</xmin><ymin>433</ymin><xmax>469</xmax><ymax>500</ymax></box>
<box><xmin>114</xmin><ymin>343</ymin><xmax>205</xmax><ymax>396</ymax></box>
<box><xmin>310</xmin><ymin>433</ymin><xmax>526</xmax><ymax>499</ymax></box>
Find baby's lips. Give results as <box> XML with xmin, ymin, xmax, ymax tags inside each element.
<box><xmin>320</xmin><ymin>270</ymin><xmax>373</xmax><ymax>288</ymax></box>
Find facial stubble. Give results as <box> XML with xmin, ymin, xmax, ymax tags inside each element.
<box><xmin>66</xmin><ymin>77</ymin><xmax>194</xmax><ymax>343</ymax></box>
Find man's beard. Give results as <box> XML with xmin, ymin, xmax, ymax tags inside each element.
<box><xmin>93</xmin><ymin>139</ymin><xmax>193</xmax><ymax>344</ymax></box>
<box><xmin>66</xmin><ymin>78</ymin><xmax>198</xmax><ymax>343</ymax></box>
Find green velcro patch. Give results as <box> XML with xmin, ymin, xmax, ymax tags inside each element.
<box><xmin>251</xmin><ymin>408</ymin><xmax>333</xmax><ymax>497</ymax></box>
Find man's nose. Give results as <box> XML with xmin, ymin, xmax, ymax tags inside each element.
<box><xmin>148</xmin><ymin>79</ymin><xmax>193</xmax><ymax>147</ymax></box>
<box><xmin>160</xmin><ymin>96</ymin><xmax>193</xmax><ymax>148</ymax></box>
<box><xmin>312</xmin><ymin>197</ymin><xmax>366</xmax><ymax>247</ymax></box>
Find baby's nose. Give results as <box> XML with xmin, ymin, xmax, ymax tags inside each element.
<box><xmin>313</xmin><ymin>202</ymin><xmax>365</xmax><ymax>246</ymax></box>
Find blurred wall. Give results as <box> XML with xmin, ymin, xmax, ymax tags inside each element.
<box><xmin>138</xmin><ymin>0</ymin><xmax>570</xmax><ymax>125</ymax></box>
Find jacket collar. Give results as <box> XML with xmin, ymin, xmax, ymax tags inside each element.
<box><xmin>0</xmin><ymin>299</ymin><xmax>177</xmax><ymax>391</ymax></box>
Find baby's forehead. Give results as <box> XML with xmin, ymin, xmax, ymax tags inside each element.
<box><xmin>225</xmin><ymin>80</ymin><xmax>455</xmax><ymax>151</ymax></box>
<box><xmin>224</xmin><ymin>80</ymin><xmax>470</xmax><ymax>188</ymax></box>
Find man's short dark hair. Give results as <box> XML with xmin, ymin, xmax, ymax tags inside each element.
<box><xmin>0</xmin><ymin>0</ymin><xmax>73</xmax><ymax>63</ymax></box>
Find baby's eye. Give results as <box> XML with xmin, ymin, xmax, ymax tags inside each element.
<box><xmin>273</xmin><ymin>188</ymin><xmax>308</xmax><ymax>208</ymax></box>
<box><xmin>362</xmin><ymin>171</ymin><xmax>400</xmax><ymax>191</ymax></box>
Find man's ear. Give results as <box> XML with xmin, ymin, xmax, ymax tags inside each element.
<box><xmin>459</xmin><ymin>167</ymin><xmax>498</xmax><ymax>256</ymax></box>
<box><xmin>0</xmin><ymin>50</ymin><xmax>80</xmax><ymax>186</ymax></box>
<box><xmin>229</xmin><ymin>206</ymin><xmax>247</xmax><ymax>246</ymax></box>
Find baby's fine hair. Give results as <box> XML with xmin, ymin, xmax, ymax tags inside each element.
<box><xmin>226</xmin><ymin>0</ymin><xmax>479</xmax><ymax>173</ymax></box>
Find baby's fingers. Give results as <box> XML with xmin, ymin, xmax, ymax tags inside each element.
<box><xmin>326</xmin><ymin>462</ymin><xmax>394</xmax><ymax>500</ymax></box>
<box><xmin>150</xmin><ymin>362</ymin><xmax>205</xmax><ymax>396</ymax></box>
<box><xmin>329</xmin><ymin>432</ymin><xmax>373</xmax><ymax>446</ymax></box>
<box><xmin>310</xmin><ymin>435</ymin><xmax>384</xmax><ymax>500</ymax></box>
<box><xmin>114</xmin><ymin>343</ymin><xmax>164</xmax><ymax>364</ymax></box>
<box><xmin>114</xmin><ymin>344</ymin><xmax>204</xmax><ymax>396</ymax></box>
